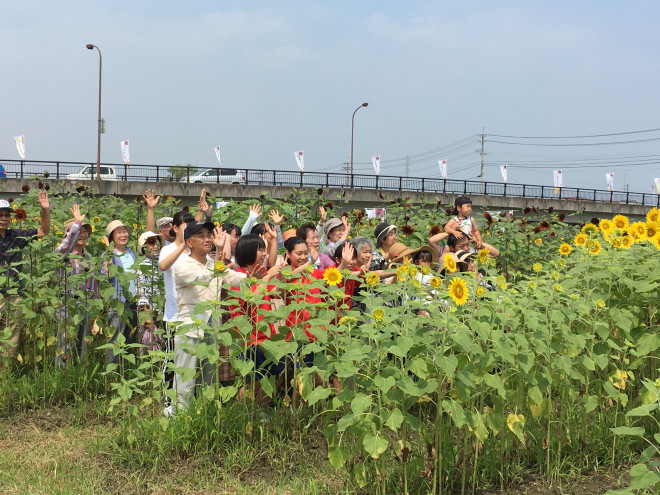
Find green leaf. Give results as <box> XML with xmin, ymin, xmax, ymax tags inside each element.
<box><xmin>442</xmin><ymin>399</ymin><xmax>467</xmax><ymax>428</ymax></box>
<box><xmin>436</xmin><ymin>353</ymin><xmax>458</xmax><ymax>376</ymax></box>
<box><xmin>633</xmin><ymin>334</ymin><xmax>660</xmax><ymax>357</ymax></box>
<box><xmin>328</xmin><ymin>445</ymin><xmax>348</xmax><ymax>470</ymax></box>
<box><xmin>307</xmin><ymin>386</ymin><xmax>332</xmax><ymax>406</ymax></box>
<box><xmin>384</xmin><ymin>408</ymin><xmax>404</xmax><ymax>431</ymax></box>
<box><xmin>629</xmin><ymin>463</ymin><xmax>660</xmax><ymax>490</ymax></box>
<box><xmin>351</xmin><ymin>393</ymin><xmax>372</xmax><ymax>416</ymax></box>
<box><xmin>610</xmin><ymin>426</ymin><xmax>645</xmax><ymax>437</ymax></box>
<box><xmin>362</xmin><ymin>433</ymin><xmax>388</xmax><ymax>459</ymax></box>
<box><xmin>626</xmin><ymin>403</ymin><xmax>658</xmax><ymax>417</ymax></box>
<box><xmin>407</xmin><ymin>357</ymin><xmax>428</xmax><ymax>379</ymax></box>
<box><xmin>373</xmin><ymin>375</ymin><xmax>395</xmax><ymax>393</ymax></box>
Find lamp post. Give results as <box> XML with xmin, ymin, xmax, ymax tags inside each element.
<box><xmin>350</xmin><ymin>102</ymin><xmax>368</xmax><ymax>187</ymax></box>
<box><xmin>86</xmin><ymin>43</ymin><xmax>102</xmax><ymax>181</ymax></box>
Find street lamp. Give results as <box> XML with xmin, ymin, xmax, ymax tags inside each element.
<box><xmin>350</xmin><ymin>102</ymin><xmax>368</xmax><ymax>187</ymax></box>
<box><xmin>86</xmin><ymin>43</ymin><xmax>102</xmax><ymax>181</ymax></box>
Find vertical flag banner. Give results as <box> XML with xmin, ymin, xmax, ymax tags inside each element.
<box><xmin>500</xmin><ymin>165</ymin><xmax>508</xmax><ymax>183</ymax></box>
<box><xmin>553</xmin><ymin>170</ymin><xmax>562</xmax><ymax>193</ymax></box>
<box><xmin>294</xmin><ymin>150</ymin><xmax>304</xmax><ymax>171</ymax></box>
<box><xmin>14</xmin><ymin>135</ymin><xmax>25</xmax><ymax>159</ymax></box>
<box><xmin>372</xmin><ymin>155</ymin><xmax>381</xmax><ymax>175</ymax></box>
<box><xmin>438</xmin><ymin>160</ymin><xmax>447</xmax><ymax>179</ymax></box>
<box><xmin>606</xmin><ymin>173</ymin><xmax>614</xmax><ymax>191</ymax></box>
<box><xmin>214</xmin><ymin>146</ymin><xmax>222</xmax><ymax>168</ymax></box>
<box><xmin>121</xmin><ymin>140</ymin><xmax>130</xmax><ymax>165</ymax></box>
<box><xmin>654</xmin><ymin>178</ymin><xmax>660</xmax><ymax>194</ymax></box>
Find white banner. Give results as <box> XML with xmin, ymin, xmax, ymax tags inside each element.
<box><xmin>606</xmin><ymin>173</ymin><xmax>614</xmax><ymax>192</ymax></box>
<box><xmin>372</xmin><ymin>155</ymin><xmax>381</xmax><ymax>175</ymax></box>
<box><xmin>215</xmin><ymin>201</ymin><xmax>230</xmax><ymax>208</ymax></box>
<box><xmin>365</xmin><ymin>208</ymin><xmax>386</xmax><ymax>219</ymax></box>
<box><xmin>654</xmin><ymin>178</ymin><xmax>660</xmax><ymax>194</ymax></box>
<box><xmin>14</xmin><ymin>135</ymin><xmax>25</xmax><ymax>159</ymax></box>
<box><xmin>214</xmin><ymin>146</ymin><xmax>222</xmax><ymax>167</ymax></box>
<box><xmin>294</xmin><ymin>150</ymin><xmax>304</xmax><ymax>171</ymax></box>
<box><xmin>500</xmin><ymin>165</ymin><xmax>508</xmax><ymax>183</ymax></box>
<box><xmin>438</xmin><ymin>160</ymin><xmax>447</xmax><ymax>179</ymax></box>
<box><xmin>553</xmin><ymin>169</ymin><xmax>563</xmax><ymax>188</ymax></box>
<box><xmin>121</xmin><ymin>140</ymin><xmax>130</xmax><ymax>165</ymax></box>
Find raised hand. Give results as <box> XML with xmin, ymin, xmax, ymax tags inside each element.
<box><xmin>212</xmin><ymin>226</ymin><xmax>227</xmax><ymax>251</ymax></box>
<box><xmin>70</xmin><ymin>204</ymin><xmax>85</xmax><ymax>224</ymax></box>
<box><xmin>143</xmin><ymin>189</ymin><xmax>160</xmax><ymax>209</ymax></box>
<box><xmin>319</xmin><ymin>205</ymin><xmax>327</xmax><ymax>223</ymax></box>
<box><xmin>263</xmin><ymin>222</ymin><xmax>277</xmax><ymax>241</ymax></box>
<box><xmin>38</xmin><ymin>190</ymin><xmax>49</xmax><ymax>210</ymax></box>
<box><xmin>249</xmin><ymin>203</ymin><xmax>262</xmax><ymax>218</ymax></box>
<box><xmin>309</xmin><ymin>245</ymin><xmax>319</xmax><ymax>264</ymax></box>
<box><xmin>247</xmin><ymin>265</ymin><xmax>267</xmax><ymax>280</ymax></box>
<box><xmin>268</xmin><ymin>209</ymin><xmax>284</xmax><ymax>225</ymax></box>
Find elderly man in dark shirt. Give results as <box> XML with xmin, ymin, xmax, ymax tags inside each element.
<box><xmin>0</xmin><ymin>192</ymin><xmax>50</xmax><ymax>358</ymax></box>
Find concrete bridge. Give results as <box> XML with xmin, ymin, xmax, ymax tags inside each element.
<box><xmin>0</xmin><ymin>176</ymin><xmax>653</xmax><ymax>223</ymax></box>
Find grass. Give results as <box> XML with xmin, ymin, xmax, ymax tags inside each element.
<box><xmin>0</xmin><ymin>403</ymin><xmax>351</xmax><ymax>495</ymax></box>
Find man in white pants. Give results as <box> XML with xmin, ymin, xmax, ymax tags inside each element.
<box><xmin>173</xmin><ymin>221</ymin><xmax>240</xmax><ymax>409</ymax></box>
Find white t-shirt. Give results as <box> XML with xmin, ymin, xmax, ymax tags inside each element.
<box><xmin>159</xmin><ymin>242</ymin><xmax>188</xmax><ymax>322</ymax></box>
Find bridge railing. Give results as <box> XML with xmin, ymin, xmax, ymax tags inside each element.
<box><xmin>1</xmin><ymin>159</ymin><xmax>658</xmax><ymax>207</ymax></box>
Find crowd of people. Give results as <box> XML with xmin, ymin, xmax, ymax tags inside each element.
<box><xmin>0</xmin><ymin>189</ymin><xmax>499</xmax><ymax>415</ymax></box>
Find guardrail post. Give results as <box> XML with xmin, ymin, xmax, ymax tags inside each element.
<box><xmin>626</xmin><ymin>191</ymin><xmax>629</xmax><ymax>204</ymax></box>
<box><xmin>541</xmin><ymin>187</ymin><xmax>544</xmax><ymax>199</ymax></box>
<box><xmin>186</xmin><ymin>165</ymin><xmax>191</xmax><ymax>183</ymax></box>
<box><xmin>576</xmin><ymin>188</ymin><xmax>580</xmax><ymax>201</ymax></box>
<box><xmin>593</xmin><ymin>189</ymin><xmax>596</xmax><ymax>201</ymax></box>
<box><xmin>399</xmin><ymin>176</ymin><xmax>402</xmax><ymax>191</ymax></box>
<box><xmin>503</xmin><ymin>182</ymin><xmax>507</xmax><ymax>197</ymax></box>
<box><xmin>421</xmin><ymin>178</ymin><xmax>424</xmax><ymax>192</ymax></box>
<box><xmin>463</xmin><ymin>181</ymin><xmax>467</xmax><ymax>194</ymax></box>
<box><xmin>609</xmin><ymin>190</ymin><xmax>613</xmax><ymax>203</ymax></box>
<box><xmin>272</xmin><ymin>170</ymin><xmax>276</xmax><ymax>186</ymax></box>
<box><xmin>156</xmin><ymin>165</ymin><xmax>160</xmax><ymax>183</ymax></box>
<box><xmin>326</xmin><ymin>173</ymin><xmax>329</xmax><ymax>188</ymax></box>
<box><xmin>484</xmin><ymin>182</ymin><xmax>488</xmax><ymax>195</ymax></box>
<box><xmin>443</xmin><ymin>179</ymin><xmax>446</xmax><ymax>194</ymax></box>
<box><xmin>56</xmin><ymin>162</ymin><xmax>60</xmax><ymax>179</ymax></box>
<box><xmin>300</xmin><ymin>172</ymin><xmax>304</xmax><ymax>187</ymax></box>
<box><xmin>558</xmin><ymin>187</ymin><xmax>562</xmax><ymax>199</ymax></box>
<box><xmin>20</xmin><ymin>160</ymin><xmax>24</xmax><ymax>178</ymax></box>
<box><xmin>124</xmin><ymin>163</ymin><xmax>128</xmax><ymax>181</ymax></box>
<box><xmin>522</xmin><ymin>184</ymin><xmax>525</xmax><ymax>198</ymax></box>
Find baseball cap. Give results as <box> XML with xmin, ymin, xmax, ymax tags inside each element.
<box><xmin>156</xmin><ymin>217</ymin><xmax>173</xmax><ymax>229</ymax></box>
<box><xmin>0</xmin><ymin>199</ymin><xmax>11</xmax><ymax>211</ymax></box>
<box><xmin>138</xmin><ymin>231</ymin><xmax>164</xmax><ymax>250</ymax></box>
<box><xmin>184</xmin><ymin>221</ymin><xmax>215</xmax><ymax>240</ymax></box>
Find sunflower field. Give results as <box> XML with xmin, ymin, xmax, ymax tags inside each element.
<box><xmin>1</xmin><ymin>178</ymin><xmax>660</xmax><ymax>494</ymax></box>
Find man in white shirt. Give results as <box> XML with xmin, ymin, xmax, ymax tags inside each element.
<box><xmin>172</xmin><ymin>221</ymin><xmax>241</xmax><ymax>409</ymax></box>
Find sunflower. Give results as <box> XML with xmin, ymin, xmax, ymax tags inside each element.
<box><xmin>477</xmin><ymin>248</ymin><xmax>490</xmax><ymax>263</ymax></box>
<box><xmin>339</xmin><ymin>316</ymin><xmax>357</xmax><ymax>326</ymax></box>
<box><xmin>554</xmin><ymin>284</ymin><xmax>563</xmax><ymax>292</ymax></box>
<box><xmin>365</xmin><ymin>272</ymin><xmax>379</xmax><ymax>286</ymax></box>
<box><xmin>429</xmin><ymin>225</ymin><xmax>441</xmax><ymax>236</ymax></box>
<box><xmin>430</xmin><ymin>277</ymin><xmax>441</xmax><ymax>289</ymax></box>
<box><xmin>559</xmin><ymin>243</ymin><xmax>572</xmax><ymax>256</ymax></box>
<box><xmin>611</xmin><ymin>237</ymin><xmax>623</xmax><ymax>249</ymax></box>
<box><xmin>540</xmin><ymin>221</ymin><xmax>551</xmax><ymax>230</ymax></box>
<box><xmin>533</xmin><ymin>263</ymin><xmax>542</xmax><ymax>272</ymax></box>
<box><xmin>534</xmin><ymin>238</ymin><xmax>543</xmax><ymax>244</ymax></box>
<box><xmin>21</xmin><ymin>184</ymin><xmax>30</xmax><ymax>193</ymax></box>
<box><xmin>92</xmin><ymin>216</ymin><xmax>101</xmax><ymax>224</ymax></box>
<box><xmin>574</xmin><ymin>233</ymin><xmax>587</xmax><ymax>247</ymax></box>
<box><xmin>14</xmin><ymin>208</ymin><xmax>27</xmax><ymax>221</ymax></box>
<box><xmin>401</xmin><ymin>225</ymin><xmax>414</xmax><ymax>236</ymax></box>
<box><xmin>448</xmin><ymin>277</ymin><xmax>469</xmax><ymax>306</ymax></box>
<box><xmin>589</xmin><ymin>240</ymin><xmax>602</xmax><ymax>255</ymax></box>
<box><xmin>214</xmin><ymin>260</ymin><xmax>226</xmax><ymax>273</ymax></box>
<box><xmin>421</xmin><ymin>266</ymin><xmax>430</xmax><ymax>275</ymax></box>
<box><xmin>372</xmin><ymin>307</ymin><xmax>385</xmax><ymax>322</ymax></box>
<box><xmin>653</xmin><ymin>236</ymin><xmax>660</xmax><ymax>250</ymax></box>
<box><xmin>647</xmin><ymin>207</ymin><xmax>660</xmax><ymax>224</ymax></box>
<box><xmin>528</xmin><ymin>281</ymin><xmax>536</xmax><ymax>291</ymax></box>
<box><xmin>396</xmin><ymin>266</ymin><xmax>408</xmax><ymax>282</ymax></box>
<box><xmin>444</xmin><ymin>256</ymin><xmax>457</xmax><ymax>273</ymax></box>
<box><xmin>629</xmin><ymin>222</ymin><xmax>647</xmax><ymax>240</ymax></box>
<box><xmin>646</xmin><ymin>221</ymin><xmax>660</xmax><ymax>240</ymax></box>
<box><xmin>596</xmin><ymin>299</ymin><xmax>606</xmax><ymax>308</ymax></box>
<box><xmin>407</xmin><ymin>265</ymin><xmax>418</xmax><ymax>277</ymax></box>
<box><xmin>621</xmin><ymin>236</ymin><xmax>633</xmax><ymax>249</ymax></box>
<box><xmin>557</xmin><ymin>258</ymin><xmax>566</xmax><ymax>267</ymax></box>
<box><xmin>581</xmin><ymin>223</ymin><xmax>599</xmax><ymax>236</ymax></box>
<box><xmin>475</xmin><ymin>286</ymin><xmax>486</xmax><ymax>297</ymax></box>
<box><xmin>599</xmin><ymin>218</ymin><xmax>614</xmax><ymax>234</ymax></box>
<box><xmin>612</xmin><ymin>215</ymin><xmax>629</xmax><ymax>231</ymax></box>
<box><xmin>323</xmin><ymin>267</ymin><xmax>342</xmax><ymax>286</ymax></box>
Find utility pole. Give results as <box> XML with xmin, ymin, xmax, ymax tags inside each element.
<box><xmin>479</xmin><ymin>131</ymin><xmax>486</xmax><ymax>184</ymax></box>
<box><xmin>342</xmin><ymin>161</ymin><xmax>350</xmax><ymax>186</ymax></box>
<box><xmin>405</xmin><ymin>155</ymin><xmax>410</xmax><ymax>177</ymax></box>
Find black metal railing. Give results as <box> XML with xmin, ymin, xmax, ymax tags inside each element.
<box><xmin>1</xmin><ymin>158</ymin><xmax>658</xmax><ymax>207</ymax></box>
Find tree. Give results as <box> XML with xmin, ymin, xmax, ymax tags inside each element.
<box><xmin>168</xmin><ymin>164</ymin><xmax>196</xmax><ymax>182</ymax></box>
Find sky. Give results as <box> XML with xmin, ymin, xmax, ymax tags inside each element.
<box><xmin>2</xmin><ymin>0</ymin><xmax>660</xmax><ymax>194</ymax></box>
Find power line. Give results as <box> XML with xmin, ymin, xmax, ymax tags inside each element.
<box><xmin>486</xmin><ymin>137</ymin><xmax>660</xmax><ymax>147</ymax></box>
<box><xmin>488</xmin><ymin>127</ymin><xmax>660</xmax><ymax>139</ymax></box>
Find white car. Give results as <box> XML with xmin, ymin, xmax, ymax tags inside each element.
<box><xmin>66</xmin><ymin>166</ymin><xmax>118</xmax><ymax>181</ymax></box>
<box><xmin>180</xmin><ymin>168</ymin><xmax>246</xmax><ymax>184</ymax></box>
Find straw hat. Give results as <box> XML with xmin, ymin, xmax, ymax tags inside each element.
<box><xmin>63</xmin><ymin>218</ymin><xmax>92</xmax><ymax>232</ymax></box>
<box><xmin>137</xmin><ymin>231</ymin><xmax>164</xmax><ymax>252</ymax></box>
<box><xmin>105</xmin><ymin>219</ymin><xmax>131</xmax><ymax>238</ymax></box>
<box><xmin>388</xmin><ymin>242</ymin><xmax>439</xmax><ymax>266</ymax></box>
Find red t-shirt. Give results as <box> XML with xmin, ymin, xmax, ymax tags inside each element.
<box><xmin>284</xmin><ymin>268</ymin><xmax>324</xmax><ymax>342</ymax></box>
<box><xmin>228</xmin><ymin>268</ymin><xmax>278</xmax><ymax>346</ymax></box>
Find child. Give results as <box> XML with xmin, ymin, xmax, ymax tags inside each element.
<box><xmin>444</xmin><ymin>196</ymin><xmax>483</xmax><ymax>250</ymax></box>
